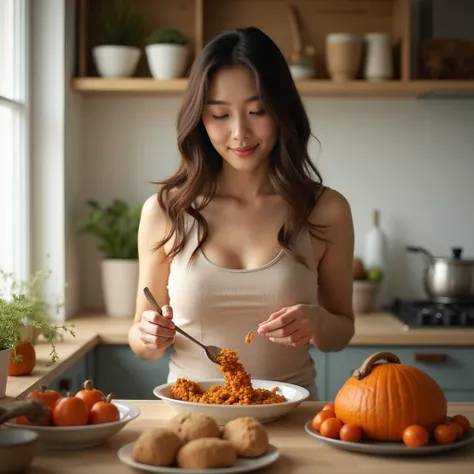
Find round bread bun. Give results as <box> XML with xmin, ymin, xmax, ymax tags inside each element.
<box><xmin>132</xmin><ymin>427</ymin><xmax>182</xmax><ymax>466</ymax></box>
<box><xmin>177</xmin><ymin>438</ymin><xmax>237</xmax><ymax>469</ymax></box>
<box><xmin>223</xmin><ymin>417</ymin><xmax>269</xmax><ymax>457</ymax></box>
<box><xmin>167</xmin><ymin>412</ymin><xmax>221</xmax><ymax>443</ymax></box>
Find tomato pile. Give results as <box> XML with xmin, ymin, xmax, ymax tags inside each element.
<box><xmin>16</xmin><ymin>380</ymin><xmax>120</xmax><ymax>427</ymax></box>
<box><xmin>311</xmin><ymin>403</ymin><xmax>471</xmax><ymax>447</ymax></box>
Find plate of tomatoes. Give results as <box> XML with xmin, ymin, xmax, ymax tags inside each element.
<box><xmin>304</xmin><ymin>403</ymin><xmax>474</xmax><ymax>456</ymax></box>
<box><xmin>5</xmin><ymin>380</ymin><xmax>140</xmax><ymax>450</ymax></box>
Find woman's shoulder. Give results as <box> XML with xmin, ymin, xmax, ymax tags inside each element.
<box><xmin>309</xmin><ymin>186</ymin><xmax>353</xmax><ymax>228</ymax></box>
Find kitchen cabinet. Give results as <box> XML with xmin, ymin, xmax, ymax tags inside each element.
<box><xmin>72</xmin><ymin>0</ymin><xmax>474</xmax><ymax>97</ymax></box>
<box><xmin>326</xmin><ymin>346</ymin><xmax>474</xmax><ymax>403</ymax></box>
<box><xmin>48</xmin><ymin>350</ymin><xmax>95</xmax><ymax>396</ymax></box>
<box><xmin>93</xmin><ymin>345</ymin><xmax>172</xmax><ymax>400</ymax></box>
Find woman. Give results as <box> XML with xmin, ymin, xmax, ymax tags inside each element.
<box><xmin>128</xmin><ymin>27</ymin><xmax>355</xmax><ymax>400</ymax></box>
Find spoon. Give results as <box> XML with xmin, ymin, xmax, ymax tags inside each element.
<box><xmin>143</xmin><ymin>287</ymin><xmax>222</xmax><ymax>365</ymax></box>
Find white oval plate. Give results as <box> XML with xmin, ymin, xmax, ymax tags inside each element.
<box><xmin>5</xmin><ymin>400</ymin><xmax>140</xmax><ymax>450</ymax></box>
<box><xmin>304</xmin><ymin>419</ymin><xmax>474</xmax><ymax>456</ymax></box>
<box><xmin>117</xmin><ymin>442</ymin><xmax>280</xmax><ymax>473</ymax></box>
<box><xmin>154</xmin><ymin>378</ymin><xmax>309</xmax><ymax>425</ymax></box>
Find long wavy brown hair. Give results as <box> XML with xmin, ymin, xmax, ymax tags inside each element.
<box><xmin>156</xmin><ymin>27</ymin><xmax>326</xmax><ymax>265</ymax></box>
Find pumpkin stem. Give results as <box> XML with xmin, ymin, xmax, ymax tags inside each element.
<box><xmin>83</xmin><ymin>379</ymin><xmax>94</xmax><ymax>391</ymax></box>
<box><xmin>352</xmin><ymin>352</ymin><xmax>401</xmax><ymax>380</ymax></box>
<box><xmin>39</xmin><ymin>384</ymin><xmax>48</xmax><ymax>393</ymax></box>
<box><xmin>105</xmin><ymin>393</ymin><xmax>114</xmax><ymax>404</ymax></box>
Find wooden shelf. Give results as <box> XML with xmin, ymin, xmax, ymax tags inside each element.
<box><xmin>72</xmin><ymin>78</ymin><xmax>474</xmax><ymax>97</ymax></box>
<box><xmin>74</xmin><ymin>1</ymin><xmax>474</xmax><ymax>98</ymax></box>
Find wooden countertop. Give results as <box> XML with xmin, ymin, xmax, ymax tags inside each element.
<box><xmin>25</xmin><ymin>401</ymin><xmax>474</xmax><ymax>473</ymax></box>
<box><xmin>3</xmin><ymin>311</ymin><xmax>474</xmax><ymax>404</ymax></box>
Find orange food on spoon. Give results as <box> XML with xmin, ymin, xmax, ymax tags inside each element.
<box><xmin>402</xmin><ymin>425</ymin><xmax>429</xmax><ymax>447</ymax></box>
<box><xmin>89</xmin><ymin>394</ymin><xmax>120</xmax><ymax>425</ymax></box>
<box><xmin>340</xmin><ymin>423</ymin><xmax>363</xmax><ymax>443</ymax></box>
<box><xmin>52</xmin><ymin>393</ymin><xmax>89</xmax><ymax>426</ymax></box>
<box><xmin>320</xmin><ymin>418</ymin><xmax>343</xmax><ymax>439</ymax></box>
<box><xmin>311</xmin><ymin>411</ymin><xmax>336</xmax><ymax>432</ymax></box>
<box><xmin>75</xmin><ymin>379</ymin><xmax>104</xmax><ymax>411</ymax></box>
<box><xmin>433</xmin><ymin>424</ymin><xmax>456</xmax><ymax>445</ymax></box>
<box><xmin>451</xmin><ymin>414</ymin><xmax>471</xmax><ymax>436</ymax></box>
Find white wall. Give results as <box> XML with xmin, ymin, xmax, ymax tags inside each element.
<box><xmin>78</xmin><ymin>96</ymin><xmax>474</xmax><ymax>311</ymax></box>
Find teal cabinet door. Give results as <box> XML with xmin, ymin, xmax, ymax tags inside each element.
<box><xmin>48</xmin><ymin>350</ymin><xmax>95</xmax><ymax>396</ymax></box>
<box><xmin>94</xmin><ymin>345</ymin><xmax>171</xmax><ymax>400</ymax></box>
<box><xmin>309</xmin><ymin>347</ymin><xmax>327</xmax><ymax>401</ymax></box>
<box><xmin>326</xmin><ymin>346</ymin><xmax>474</xmax><ymax>403</ymax></box>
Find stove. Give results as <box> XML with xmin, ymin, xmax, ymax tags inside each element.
<box><xmin>388</xmin><ymin>298</ymin><xmax>474</xmax><ymax>329</ymax></box>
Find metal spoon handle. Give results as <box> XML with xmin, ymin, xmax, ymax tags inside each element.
<box><xmin>143</xmin><ymin>287</ymin><xmax>207</xmax><ymax>351</ymax></box>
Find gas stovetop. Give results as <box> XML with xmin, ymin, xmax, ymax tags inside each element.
<box><xmin>388</xmin><ymin>298</ymin><xmax>474</xmax><ymax>328</ymax></box>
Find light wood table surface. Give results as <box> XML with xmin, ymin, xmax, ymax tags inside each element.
<box><xmin>23</xmin><ymin>400</ymin><xmax>474</xmax><ymax>473</ymax></box>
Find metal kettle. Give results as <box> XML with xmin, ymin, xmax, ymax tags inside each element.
<box><xmin>406</xmin><ymin>246</ymin><xmax>474</xmax><ymax>304</ymax></box>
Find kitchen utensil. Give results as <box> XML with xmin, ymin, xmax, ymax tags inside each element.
<box><xmin>0</xmin><ymin>429</ymin><xmax>39</xmax><ymax>474</ymax></box>
<box><xmin>5</xmin><ymin>400</ymin><xmax>140</xmax><ymax>450</ymax></box>
<box><xmin>0</xmin><ymin>399</ymin><xmax>49</xmax><ymax>425</ymax></box>
<box><xmin>406</xmin><ymin>246</ymin><xmax>474</xmax><ymax>303</ymax></box>
<box><xmin>143</xmin><ymin>287</ymin><xmax>222</xmax><ymax>365</ymax></box>
<box><xmin>154</xmin><ymin>379</ymin><xmax>309</xmax><ymax>425</ymax></box>
<box><xmin>305</xmin><ymin>417</ymin><xmax>474</xmax><ymax>456</ymax></box>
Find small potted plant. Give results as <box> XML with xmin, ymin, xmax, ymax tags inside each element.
<box><xmin>145</xmin><ymin>27</ymin><xmax>189</xmax><ymax>79</ymax></box>
<box><xmin>78</xmin><ymin>198</ymin><xmax>141</xmax><ymax>318</ymax></box>
<box><xmin>1</xmin><ymin>265</ymin><xmax>64</xmax><ymax>344</ymax></box>
<box><xmin>92</xmin><ymin>0</ymin><xmax>144</xmax><ymax>78</ymax></box>
<box><xmin>0</xmin><ymin>282</ymin><xmax>75</xmax><ymax>398</ymax></box>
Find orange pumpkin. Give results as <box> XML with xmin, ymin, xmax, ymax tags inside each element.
<box><xmin>8</xmin><ymin>338</ymin><xmax>36</xmax><ymax>376</ymax></box>
<box><xmin>75</xmin><ymin>379</ymin><xmax>104</xmax><ymax>411</ymax></box>
<box><xmin>334</xmin><ymin>352</ymin><xmax>447</xmax><ymax>441</ymax></box>
<box><xmin>89</xmin><ymin>393</ymin><xmax>120</xmax><ymax>425</ymax></box>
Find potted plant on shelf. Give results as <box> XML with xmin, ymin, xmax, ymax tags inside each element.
<box><xmin>79</xmin><ymin>198</ymin><xmax>141</xmax><ymax>318</ymax></box>
<box><xmin>145</xmin><ymin>27</ymin><xmax>189</xmax><ymax>80</ymax></box>
<box><xmin>0</xmin><ymin>274</ymin><xmax>75</xmax><ymax>398</ymax></box>
<box><xmin>92</xmin><ymin>0</ymin><xmax>144</xmax><ymax>78</ymax></box>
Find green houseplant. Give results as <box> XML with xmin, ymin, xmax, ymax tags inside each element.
<box><xmin>145</xmin><ymin>27</ymin><xmax>189</xmax><ymax>79</ymax></box>
<box><xmin>93</xmin><ymin>0</ymin><xmax>145</xmax><ymax>78</ymax></box>
<box><xmin>0</xmin><ymin>269</ymin><xmax>75</xmax><ymax>398</ymax></box>
<box><xmin>79</xmin><ymin>199</ymin><xmax>141</xmax><ymax>318</ymax></box>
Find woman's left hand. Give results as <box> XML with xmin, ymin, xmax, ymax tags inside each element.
<box><xmin>257</xmin><ymin>304</ymin><xmax>314</xmax><ymax>347</ymax></box>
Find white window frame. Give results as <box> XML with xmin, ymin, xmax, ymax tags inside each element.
<box><xmin>0</xmin><ymin>0</ymin><xmax>30</xmax><ymax>280</ymax></box>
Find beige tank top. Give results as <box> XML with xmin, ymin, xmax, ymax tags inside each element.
<box><xmin>167</xmin><ymin>215</ymin><xmax>320</xmax><ymax>400</ymax></box>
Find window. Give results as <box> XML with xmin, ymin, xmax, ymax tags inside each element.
<box><xmin>0</xmin><ymin>0</ymin><xmax>29</xmax><ymax>278</ymax></box>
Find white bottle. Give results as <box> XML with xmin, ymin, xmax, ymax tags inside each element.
<box><xmin>363</xmin><ymin>33</ymin><xmax>393</xmax><ymax>81</ymax></box>
<box><xmin>364</xmin><ymin>209</ymin><xmax>385</xmax><ymax>271</ymax></box>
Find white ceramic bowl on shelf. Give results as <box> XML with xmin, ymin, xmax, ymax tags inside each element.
<box><xmin>154</xmin><ymin>378</ymin><xmax>309</xmax><ymax>425</ymax></box>
<box><xmin>5</xmin><ymin>400</ymin><xmax>140</xmax><ymax>450</ymax></box>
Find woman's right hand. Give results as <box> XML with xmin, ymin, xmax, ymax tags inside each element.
<box><xmin>138</xmin><ymin>305</ymin><xmax>176</xmax><ymax>350</ymax></box>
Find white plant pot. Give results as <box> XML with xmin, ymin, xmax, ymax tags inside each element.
<box><xmin>145</xmin><ymin>44</ymin><xmax>188</xmax><ymax>80</ymax></box>
<box><xmin>92</xmin><ymin>45</ymin><xmax>141</xmax><ymax>78</ymax></box>
<box><xmin>0</xmin><ymin>348</ymin><xmax>11</xmax><ymax>399</ymax></box>
<box><xmin>101</xmin><ymin>259</ymin><xmax>139</xmax><ymax>318</ymax></box>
